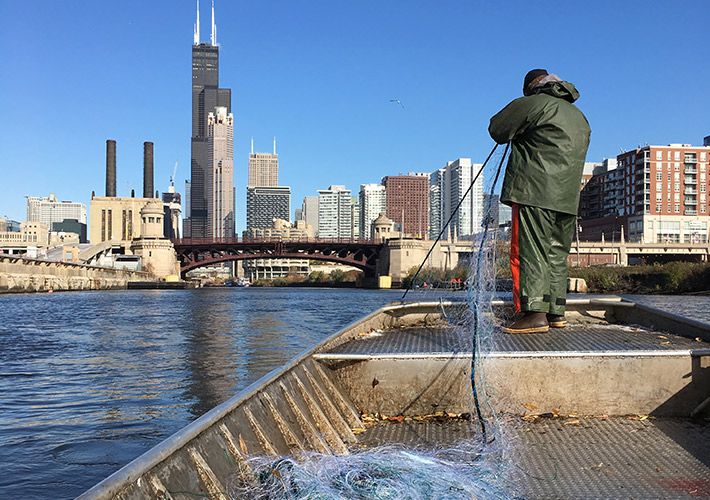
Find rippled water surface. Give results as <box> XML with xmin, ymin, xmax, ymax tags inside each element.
<box><xmin>0</xmin><ymin>287</ymin><xmax>446</xmax><ymax>499</ymax></box>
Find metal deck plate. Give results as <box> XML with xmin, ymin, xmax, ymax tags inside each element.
<box><xmin>356</xmin><ymin>417</ymin><xmax>710</xmax><ymax>499</ymax></box>
<box><xmin>326</xmin><ymin>323</ymin><xmax>708</xmax><ymax>357</ymax></box>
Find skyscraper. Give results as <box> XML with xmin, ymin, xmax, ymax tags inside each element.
<box><xmin>359</xmin><ymin>183</ymin><xmax>386</xmax><ymax>238</ymax></box>
<box><xmin>246</xmin><ymin>186</ymin><xmax>290</xmax><ymax>230</ymax></box>
<box><xmin>318</xmin><ymin>186</ymin><xmax>353</xmax><ymax>238</ymax></box>
<box><xmin>189</xmin><ymin>1</ymin><xmax>232</xmax><ymax>238</ymax></box>
<box><xmin>207</xmin><ymin>106</ymin><xmax>235</xmax><ymax>237</ymax></box>
<box><xmin>383</xmin><ymin>174</ymin><xmax>429</xmax><ymax>238</ymax></box>
<box><xmin>429</xmin><ymin>159</ymin><xmax>484</xmax><ymax>240</ymax></box>
<box><xmin>248</xmin><ymin>139</ymin><xmax>279</xmax><ymax>187</ymax></box>
<box><xmin>300</xmin><ymin>196</ymin><xmax>319</xmax><ymax>236</ymax></box>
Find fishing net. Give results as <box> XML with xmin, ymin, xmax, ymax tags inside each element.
<box><xmin>222</xmin><ymin>145</ymin><xmax>519</xmax><ymax>499</ymax></box>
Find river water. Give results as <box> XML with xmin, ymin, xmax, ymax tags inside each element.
<box><xmin>0</xmin><ymin>287</ymin><xmax>448</xmax><ymax>499</ymax></box>
<box><xmin>1</xmin><ymin>288</ymin><xmax>708</xmax><ymax>499</ymax></box>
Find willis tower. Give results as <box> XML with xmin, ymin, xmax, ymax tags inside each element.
<box><xmin>187</xmin><ymin>0</ymin><xmax>231</xmax><ymax>237</ymax></box>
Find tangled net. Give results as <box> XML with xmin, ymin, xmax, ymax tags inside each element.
<box><xmin>222</xmin><ymin>146</ymin><xmax>517</xmax><ymax>499</ymax></box>
<box><xmin>228</xmin><ymin>441</ymin><xmax>513</xmax><ymax>500</ymax></box>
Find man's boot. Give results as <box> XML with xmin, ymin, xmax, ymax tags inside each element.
<box><xmin>547</xmin><ymin>313</ymin><xmax>567</xmax><ymax>328</ymax></box>
<box><xmin>502</xmin><ymin>311</ymin><xmax>549</xmax><ymax>334</ymax></box>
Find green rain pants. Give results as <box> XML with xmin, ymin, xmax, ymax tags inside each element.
<box><xmin>510</xmin><ymin>203</ymin><xmax>576</xmax><ymax>315</ymax></box>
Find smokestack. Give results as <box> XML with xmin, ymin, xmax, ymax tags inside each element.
<box><xmin>143</xmin><ymin>141</ymin><xmax>154</xmax><ymax>198</ymax></box>
<box><xmin>106</xmin><ymin>140</ymin><xmax>117</xmax><ymax>197</ymax></box>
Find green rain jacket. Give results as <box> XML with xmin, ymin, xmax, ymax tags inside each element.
<box><xmin>489</xmin><ymin>80</ymin><xmax>591</xmax><ymax>215</ymax></box>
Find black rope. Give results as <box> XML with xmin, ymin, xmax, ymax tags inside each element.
<box><xmin>401</xmin><ymin>143</ymin><xmax>500</xmax><ymax>301</ymax></box>
<box><xmin>469</xmin><ymin>142</ymin><xmax>509</xmax><ymax>443</ymax></box>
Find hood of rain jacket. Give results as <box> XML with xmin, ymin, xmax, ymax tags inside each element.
<box><xmin>489</xmin><ymin>80</ymin><xmax>591</xmax><ymax>215</ymax></box>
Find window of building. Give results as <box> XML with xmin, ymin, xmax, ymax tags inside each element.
<box><xmin>656</xmin><ymin>182</ymin><xmax>662</xmax><ymax>191</ymax></box>
<box><xmin>656</xmin><ymin>151</ymin><xmax>662</xmax><ymax>160</ymax></box>
<box><xmin>701</xmin><ymin>184</ymin><xmax>706</xmax><ymax>192</ymax></box>
<box><xmin>701</xmin><ymin>173</ymin><xmax>707</xmax><ymax>182</ymax></box>
<box><xmin>674</xmin><ymin>204</ymin><xmax>680</xmax><ymax>212</ymax></box>
<box><xmin>674</xmin><ymin>173</ymin><xmax>680</xmax><ymax>181</ymax></box>
<box><xmin>667</xmin><ymin>204</ymin><xmax>672</xmax><ymax>212</ymax></box>
<box><xmin>668</xmin><ymin>173</ymin><xmax>672</xmax><ymax>181</ymax></box>
<box><xmin>668</xmin><ymin>151</ymin><xmax>672</xmax><ymax>160</ymax></box>
<box><xmin>656</xmin><ymin>203</ymin><xmax>662</xmax><ymax>212</ymax></box>
<box><xmin>674</xmin><ymin>152</ymin><xmax>681</xmax><ymax>161</ymax></box>
<box><xmin>674</xmin><ymin>193</ymin><xmax>680</xmax><ymax>202</ymax></box>
<box><xmin>656</xmin><ymin>173</ymin><xmax>662</xmax><ymax>181</ymax></box>
<box><xmin>656</xmin><ymin>193</ymin><xmax>662</xmax><ymax>202</ymax></box>
<box><xmin>674</xmin><ymin>164</ymin><xmax>681</xmax><ymax>171</ymax></box>
<box><xmin>675</xmin><ymin>183</ymin><xmax>680</xmax><ymax>191</ymax></box>
<box><xmin>701</xmin><ymin>163</ymin><xmax>706</xmax><ymax>171</ymax></box>
<box><xmin>701</xmin><ymin>152</ymin><xmax>707</xmax><ymax>161</ymax></box>
<box><xmin>667</xmin><ymin>193</ymin><xmax>671</xmax><ymax>201</ymax></box>
<box><xmin>702</xmin><ymin>205</ymin><xmax>707</xmax><ymax>213</ymax></box>
<box><xmin>702</xmin><ymin>194</ymin><xmax>707</xmax><ymax>203</ymax></box>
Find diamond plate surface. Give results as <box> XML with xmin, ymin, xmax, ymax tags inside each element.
<box><xmin>327</xmin><ymin>323</ymin><xmax>707</xmax><ymax>356</ymax></box>
<box><xmin>356</xmin><ymin>418</ymin><xmax>710</xmax><ymax>499</ymax></box>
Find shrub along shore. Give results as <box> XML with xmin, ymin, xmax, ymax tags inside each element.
<box><xmin>568</xmin><ymin>262</ymin><xmax>710</xmax><ymax>295</ymax></box>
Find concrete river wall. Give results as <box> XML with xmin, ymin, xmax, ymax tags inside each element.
<box><xmin>0</xmin><ymin>255</ymin><xmax>154</xmax><ymax>293</ymax></box>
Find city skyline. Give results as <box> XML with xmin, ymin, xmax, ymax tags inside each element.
<box><xmin>2</xmin><ymin>1</ymin><xmax>709</xmax><ymax>230</ymax></box>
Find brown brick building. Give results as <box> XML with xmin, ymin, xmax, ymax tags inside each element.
<box><xmin>383</xmin><ymin>174</ymin><xmax>429</xmax><ymax>239</ymax></box>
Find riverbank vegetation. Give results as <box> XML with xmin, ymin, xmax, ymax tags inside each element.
<box><xmin>250</xmin><ymin>269</ymin><xmax>360</xmax><ymax>288</ymax></box>
<box><xmin>568</xmin><ymin>262</ymin><xmax>710</xmax><ymax>295</ymax></box>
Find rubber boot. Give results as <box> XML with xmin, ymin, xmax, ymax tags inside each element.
<box><xmin>547</xmin><ymin>313</ymin><xmax>567</xmax><ymax>328</ymax></box>
<box><xmin>502</xmin><ymin>312</ymin><xmax>549</xmax><ymax>334</ymax></box>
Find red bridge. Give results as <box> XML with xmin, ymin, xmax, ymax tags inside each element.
<box><xmin>171</xmin><ymin>237</ymin><xmax>385</xmax><ymax>278</ymax></box>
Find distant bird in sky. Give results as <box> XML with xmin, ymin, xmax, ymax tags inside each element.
<box><xmin>389</xmin><ymin>99</ymin><xmax>405</xmax><ymax>109</ymax></box>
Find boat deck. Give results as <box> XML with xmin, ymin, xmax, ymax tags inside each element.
<box><xmin>323</xmin><ymin>319</ymin><xmax>710</xmax><ymax>499</ymax></box>
<box><xmin>320</xmin><ymin>322</ymin><xmax>708</xmax><ymax>357</ymax></box>
<box><xmin>357</xmin><ymin>418</ymin><xmax>710</xmax><ymax>499</ymax></box>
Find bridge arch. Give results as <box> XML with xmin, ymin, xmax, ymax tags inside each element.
<box><xmin>172</xmin><ymin>238</ymin><xmax>384</xmax><ymax>279</ymax></box>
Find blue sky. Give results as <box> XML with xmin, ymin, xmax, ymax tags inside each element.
<box><xmin>1</xmin><ymin>0</ymin><xmax>708</xmax><ymax>231</ymax></box>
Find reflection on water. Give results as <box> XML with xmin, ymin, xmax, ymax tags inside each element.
<box><xmin>0</xmin><ymin>287</ymin><xmax>441</xmax><ymax>499</ymax></box>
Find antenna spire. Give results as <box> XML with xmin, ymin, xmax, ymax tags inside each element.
<box><xmin>194</xmin><ymin>0</ymin><xmax>200</xmax><ymax>44</ymax></box>
<box><xmin>251</xmin><ymin>137</ymin><xmax>254</xmax><ymax>155</ymax></box>
<box><xmin>273</xmin><ymin>136</ymin><xmax>276</xmax><ymax>155</ymax></box>
<box><xmin>211</xmin><ymin>0</ymin><xmax>217</xmax><ymax>45</ymax></box>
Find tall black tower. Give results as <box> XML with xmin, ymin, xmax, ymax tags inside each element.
<box><xmin>188</xmin><ymin>2</ymin><xmax>231</xmax><ymax>238</ymax></box>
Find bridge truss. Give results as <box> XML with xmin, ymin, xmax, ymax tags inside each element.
<box><xmin>172</xmin><ymin>238</ymin><xmax>384</xmax><ymax>278</ymax></box>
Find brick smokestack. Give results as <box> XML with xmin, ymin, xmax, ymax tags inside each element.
<box><xmin>143</xmin><ymin>141</ymin><xmax>154</xmax><ymax>198</ymax></box>
<box><xmin>106</xmin><ymin>140</ymin><xmax>117</xmax><ymax>197</ymax></box>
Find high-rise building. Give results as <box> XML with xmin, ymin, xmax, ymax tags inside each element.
<box><xmin>383</xmin><ymin>174</ymin><xmax>429</xmax><ymax>239</ymax></box>
<box><xmin>207</xmin><ymin>106</ymin><xmax>235</xmax><ymax>237</ymax></box>
<box><xmin>359</xmin><ymin>184</ymin><xmax>386</xmax><ymax>238</ymax></box>
<box><xmin>26</xmin><ymin>193</ymin><xmax>87</xmax><ymax>227</ymax></box>
<box><xmin>429</xmin><ymin>169</ymin><xmax>445</xmax><ymax>239</ymax></box>
<box><xmin>300</xmin><ymin>196</ymin><xmax>319</xmax><ymax>236</ymax></box>
<box><xmin>428</xmin><ymin>160</ymin><xmax>484</xmax><ymax>240</ymax></box>
<box><xmin>189</xmin><ymin>1</ymin><xmax>231</xmax><ymax>237</ymax></box>
<box><xmin>245</xmin><ymin>186</ymin><xmax>290</xmax><ymax>231</ymax></box>
<box><xmin>448</xmin><ymin>159</ymin><xmax>484</xmax><ymax>239</ymax></box>
<box><xmin>318</xmin><ymin>185</ymin><xmax>352</xmax><ymax>238</ymax></box>
<box><xmin>248</xmin><ymin>139</ymin><xmax>279</xmax><ymax>187</ymax></box>
<box><xmin>351</xmin><ymin>196</ymin><xmax>360</xmax><ymax>239</ymax></box>
<box><xmin>579</xmin><ymin>143</ymin><xmax>710</xmax><ymax>243</ymax></box>
<box><xmin>183</xmin><ymin>180</ymin><xmax>192</xmax><ymax>237</ymax></box>
<box><xmin>162</xmin><ymin>187</ymin><xmax>182</xmax><ymax>239</ymax></box>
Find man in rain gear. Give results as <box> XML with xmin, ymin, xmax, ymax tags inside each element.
<box><xmin>489</xmin><ymin>69</ymin><xmax>590</xmax><ymax>333</ymax></box>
